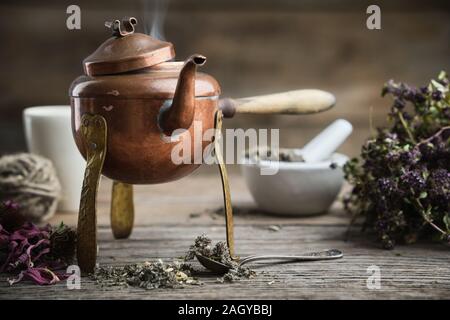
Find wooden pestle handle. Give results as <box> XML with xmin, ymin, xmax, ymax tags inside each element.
<box><xmin>218</xmin><ymin>89</ymin><xmax>336</xmax><ymax>118</ymax></box>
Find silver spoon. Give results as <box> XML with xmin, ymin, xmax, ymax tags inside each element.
<box><xmin>196</xmin><ymin>249</ymin><xmax>343</xmax><ymax>274</ymax></box>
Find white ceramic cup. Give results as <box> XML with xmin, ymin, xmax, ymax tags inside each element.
<box><xmin>23</xmin><ymin>106</ymin><xmax>85</xmax><ymax>212</ymax></box>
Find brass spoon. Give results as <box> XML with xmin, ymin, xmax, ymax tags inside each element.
<box><xmin>196</xmin><ymin>249</ymin><xmax>343</xmax><ymax>274</ymax></box>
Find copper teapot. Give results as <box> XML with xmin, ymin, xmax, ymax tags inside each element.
<box><xmin>69</xmin><ymin>17</ymin><xmax>336</xmax><ymax>272</ymax></box>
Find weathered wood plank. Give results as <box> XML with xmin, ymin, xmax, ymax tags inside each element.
<box><xmin>1</xmin><ymin>174</ymin><xmax>449</xmax><ymax>299</ymax></box>
<box><xmin>0</xmin><ymin>224</ymin><xmax>449</xmax><ymax>300</ymax></box>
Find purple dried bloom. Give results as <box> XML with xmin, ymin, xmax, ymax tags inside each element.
<box><xmin>0</xmin><ymin>221</ymin><xmax>74</xmax><ymax>285</ymax></box>
<box><xmin>413</xmin><ymin>92</ymin><xmax>426</xmax><ymax>103</ymax></box>
<box><xmin>432</xmin><ymin>91</ymin><xmax>443</xmax><ymax>101</ymax></box>
<box><xmin>386</xmin><ymin>151</ymin><xmax>400</xmax><ymax>162</ymax></box>
<box><xmin>401</xmin><ymin>111</ymin><xmax>413</xmax><ymax>121</ymax></box>
<box><xmin>394</xmin><ymin>98</ymin><xmax>406</xmax><ymax>110</ymax></box>
<box><xmin>344</xmin><ymin>72</ymin><xmax>450</xmax><ymax>248</ymax></box>
<box><xmin>420</xmin><ymin>86</ymin><xmax>429</xmax><ymax>94</ymax></box>
<box><xmin>404</xmin><ymin>87</ymin><xmax>417</xmax><ymax>100</ymax></box>
<box><xmin>401</xmin><ymin>170</ymin><xmax>426</xmax><ymax>193</ymax></box>
<box><xmin>428</xmin><ymin>169</ymin><xmax>450</xmax><ymax>201</ymax></box>
<box><xmin>431</xmin><ymin>169</ymin><xmax>450</xmax><ymax>186</ymax></box>
<box><xmin>8</xmin><ymin>267</ymin><xmax>61</xmax><ymax>286</ymax></box>
<box><xmin>1</xmin><ymin>223</ymin><xmax>49</xmax><ymax>272</ymax></box>
<box><xmin>377</xmin><ymin>178</ymin><xmax>397</xmax><ymax>196</ymax></box>
<box><xmin>399</xmin><ymin>148</ymin><xmax>420</xmax><ymax>166</ymax></box>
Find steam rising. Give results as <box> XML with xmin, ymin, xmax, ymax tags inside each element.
<box><xmin>142</xmin><ymin>0</ymin><xmax>169</xmax><ymax>40</ymax></box>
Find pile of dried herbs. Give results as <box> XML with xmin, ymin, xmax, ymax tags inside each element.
<box><xmin>344</xmin><ymin>71</ymin><xmax>450</xmax><ymax>249</ymax></box>
<box><xmin>185</xmin><ymin>234</ymin><xmax>256</xmax><ymax>283</ymax></box>
<box><xmin>0</xmin><ymin>200</ymin><xmax>76</xmax><ymax>285</ymax></box>
<box><xmin>93</xmin><ymin>234</ymin><xmax>256</xmax><ymax>290</ymax></box>
<box><xmin>92</xmin><ymin>260</ymin><xmax>201</xmax><ymax>289</ymax></box>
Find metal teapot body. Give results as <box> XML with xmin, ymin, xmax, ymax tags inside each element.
<box><xmin>70</xmin><ymin>64</ymin><xmax>220</xmax><ymax>184</ymax></box>
<box><xmin>69</xmin><ymin>18</ymin><xmax>220</xmax><ymax>184</ymax></box>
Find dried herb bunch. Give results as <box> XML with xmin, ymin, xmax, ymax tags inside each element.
<box><xmin>344</xmin><ymin>71</ymin><xmax>450</xmax><ymax>249</ymax></box>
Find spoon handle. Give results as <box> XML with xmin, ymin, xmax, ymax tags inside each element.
<box><xmin>239</xmin><ymin>249</ymin><xmax>343</xmax><ymax>266</ymax></box>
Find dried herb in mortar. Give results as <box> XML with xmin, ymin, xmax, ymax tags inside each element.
<box><xmin>245</xmin><ymin>148</ymin><xmax>305</xmax><ymax>163</ymax></box>
<box><xmin>344</xmin><ymin>71</ymin><xmax>450</xmax><ymax>249</ymax></box>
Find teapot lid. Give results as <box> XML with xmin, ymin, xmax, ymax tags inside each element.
<box><xmin>83</xmin><ymin>17</ymin><xmax>175</xmax><ymax>76</ymax></box>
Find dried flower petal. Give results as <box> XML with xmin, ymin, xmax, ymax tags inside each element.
<box><xmin>0</xmin><ymin>214</ymin><xmax>76</xmax><ymax>285</ymax></box>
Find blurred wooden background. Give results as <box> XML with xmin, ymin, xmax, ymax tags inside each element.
<box><xmin>0</xmin><ymin>0</ymin><xmax>449</xmax><ymax>160</ymax></box>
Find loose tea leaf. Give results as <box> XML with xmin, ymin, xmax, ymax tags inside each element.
<box><xmin>93</xmin><ymin>234</ymin><xmax>257</xmax><ymax>290</ymax></box>
<box><xmin>92</xmin><ymin>260</ymin><xmax>201</xmax><ymax>289</ymax></box>
<box><xmin>344</xmin><ymin>71</ymin><xmax>450</xmax><ymax>249</ymax></box>
<box><xmin>185</xmin><ymin>234</ymin><xmax>256</xmax><ymax>282</ymax></box>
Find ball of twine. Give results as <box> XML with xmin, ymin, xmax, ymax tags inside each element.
<box><xmin>0</xmin><ymin>153</ymin><xmax>61</xmax><ymax>222</ymax></box>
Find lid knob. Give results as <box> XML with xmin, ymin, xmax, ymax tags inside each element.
<box><xmin>83</xmin><ymin>17</ymin><xmax>175</xmax><ymax>76</ymax></box>
<box><xmin>105</xmin><ymin>17</ymin><xmax>137</xmax><ymax>37</ymax></box>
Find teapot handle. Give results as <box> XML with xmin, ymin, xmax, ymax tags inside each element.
<box><xmin>219</xmin><ymin>89</ymin><xmax>335</xmax><ymax>118</ymax></box>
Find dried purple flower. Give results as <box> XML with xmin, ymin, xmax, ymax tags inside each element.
<box><xmin>432</xmin><ymin>91</ymin><xmax>443</xmax><ymax>101</ymax></box>
<box><xmin>344</xmin><ymin>72</ymin><xmax>450</xmax><ymax>248</ymax></box>
<box><xmin>401</xmin><ymin>170</ymin><xmax>426</xmax><ymax>193</ymax></box>
<box><xmin>393</xmin><ymin>98</ymin><xmax>406</xmax><ymax>110</ymax></box>
<box><xmin>0</xmin><ymin>215</ymin><xmax>76</xmax><ymax>285</ymax></box>
<box><xmin>377</xmin><ymin>178</ymin><xmax>397</xmax><ymax>196</ymax></box>
<box><xmin>420</xmin><ymin>86</ymin><xmax>429</xmax><ymax>94</ymax></box>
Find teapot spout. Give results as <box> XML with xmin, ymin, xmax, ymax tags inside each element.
<box><xmin>159</xmin><ymin>54</ymin><xmax>206</xmax><ymax>136</ymax></box>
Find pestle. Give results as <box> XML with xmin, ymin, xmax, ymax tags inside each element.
<box><xmin>294</xmin><ymin>119</ymin><xmax>353</xmax><ymax>162</ymax></box>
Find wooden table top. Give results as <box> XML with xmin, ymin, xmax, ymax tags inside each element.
<box><xmin>1</xmin><ymin>170</ymin><xmax>449</xmax><ymax>299</ymax></box>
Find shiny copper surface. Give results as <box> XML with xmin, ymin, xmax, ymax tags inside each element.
<box><xmin>70</xmin><ymin>62</ymin><xmax>220</xmax><ymax>99</ymax></box>
<box><xmin>158</xmin><ymin>54</ymin><xmax>207</xmax><ymax>135</ymax></box>
<box><xmin>83</xmin><ymin>33</ymin><xmax>175</xmax><ymax>76</ymax></box>
<box><xmin>71</xmin><ymin>97</ymin><xmax>217</xmax><ymax>184</ymax></box>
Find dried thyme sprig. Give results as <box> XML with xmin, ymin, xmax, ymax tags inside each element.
<box><xmin>344</xmin><ymin>71</ymin><xmax>450</xmax><ymax>249</ymax></box>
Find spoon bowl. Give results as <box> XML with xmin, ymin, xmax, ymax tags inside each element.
<box><xmin>195</xmin><ymin>254</ymin><xmax>232</xmax><ymax>274</ymax></box>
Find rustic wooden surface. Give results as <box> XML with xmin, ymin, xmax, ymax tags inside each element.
<box><xmin>1</xmin><ymin>172</ymin><xmax>449</xmax><ymax>299</ymax></box>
